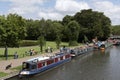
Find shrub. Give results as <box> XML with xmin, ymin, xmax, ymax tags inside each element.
<box><xmin>19</xmin><ymin>40</ymin><xmax>39</xmax><ymax>47</ymax></box>
<box><xmin>69</xmin><ymin>41</ymin><xmax>78</xmax><ymax>46</ymax></box>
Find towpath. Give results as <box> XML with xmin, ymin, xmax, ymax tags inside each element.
<box><xmin>0</xmin><ymin>51</ymin><xmax>59</xmax><ymax>73</ymax></box>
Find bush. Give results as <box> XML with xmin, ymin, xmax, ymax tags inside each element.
<box><xmin>69</xmin><ymin>41</ymin><xmax>78</xmax><ymax>46</ymax></box>
<box><xmin>19</xmin><ymin>40</ymin><xmax>39</xmax><ymax>47</ymax></box>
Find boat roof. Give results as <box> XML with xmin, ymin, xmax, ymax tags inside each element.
<box><xmin>26</xmin><ymin>52</ymin><xmax>68</xmax><ymax>62</ymax></box>
<box><xmin>27</xmin><ymin>56</ymin><xmax>50</xmax><ymax>62</ymax></box>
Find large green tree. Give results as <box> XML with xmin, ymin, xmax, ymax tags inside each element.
<box><xmin>62</xmin><ymin>15</ymin><xmax>74</xmax><ymax>26</ymax></box>
<box><xmin>66</xmin><ymin>20</ymin><xmax>80</xmax><ymax>46</ymax></box>
<box><xmin>74</xmin><ymin>9</ymin><xmax>111</xmax><ymax>41</ymax></box>
<box><xmin>38</xmin><ymin>36</ymin><xmax>46</xmax><ymax>52</ymax></box>
<box><xmin>0</xmin><ymin>14</ymin><xmax>26</xmax><ymax>57</ymax></box>
<box><xmin>53</xmin><ymin>22</ymin><xmax>64</xmax><ymax>48</ymax></box>
<box><xmin>26</xmin><ymin>18</ymin><xmax>46</xmax><ymax>40</ymax></box>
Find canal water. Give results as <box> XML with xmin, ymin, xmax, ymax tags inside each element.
<box><xmin>8</xmin><ymin>46</ymin><xmax>120</xmax><ymax>80</ymax></box>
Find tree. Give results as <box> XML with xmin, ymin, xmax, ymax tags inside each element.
<box><xmin>38</xmin><ymin>36</ymin><xmax>46</xmax><ymax>52</ymax></box>
<box><xmin>0</xmin><ymin>14</ymin><xmax>26</xmax><ymax>59</ymax></box>
<box><xmin>26</xmin><ymin>19</ymin><xmax>39</xmax><ymax>40</ymax></box>
<box><xmin>66</xmin><ymin>21</ymin><xmax>80</xmax><ymax>46</ymax></box>
<box><xmin>74</xmin><ymin>9</ymin><xmax>111</xmax><ymax>41</ymax></box>
<box><xmin>111</xmin><ymin>25</ymin><xmax>120</xmax><ymax>35</ymax></box>
<box><xmin>55</xmin><ymin>35</ymin><xmax>61</xmax><ymax>49</ymax></box>
<box><xmin>62</xmin><ymin>15</ymin><xmax>74</xmax><ymax>26</ymax></box>
<box><xmin>52</xmin><ymin>22</ymin><xmax>63</xmax><ymax>49</ymax></box>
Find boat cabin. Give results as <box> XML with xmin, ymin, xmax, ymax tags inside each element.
<box><xmin>21</xmin><ymin>53</ymin><xmax>71</xmax><ymax>71</ymax></box>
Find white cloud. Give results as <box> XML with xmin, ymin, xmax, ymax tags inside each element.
<box><xmin>92</xmin><ymin>1</ymin><xmax>120</xmax><ymax>25</ymax></box>
<box><xmin>38</xmin><ymin>0</ymin><xmax>90</xmax><ymax>21</ymax></box>
<box><xmin>55</xmin><ymin>0</ymin><xmax>90</xmax><ymax>13</ymax></box>
<box><xmin>8</xmin><ymin>0</ymin><xmax>45</xmax><ymax>15</ymax></box>
<box><xmin>37</xmin><ymin>0</ymin><xmax>90</xmax><ymax>21</ymax></box>
<box><xmin>1</xmin><ymin>0</ymin><xmax>120</xmax><ymax>25</ymax></box>
<box><xmin>38</xmin><ymin>11</ymin><xmax>63</xmax><ymax>20</ymax></box>
<box><xmin>9</xmin><ymin>6</ymin><xmax>39</xmax><ymax>14</ymax></box>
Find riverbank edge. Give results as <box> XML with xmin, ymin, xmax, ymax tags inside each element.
<box><xmin>1</xmin><ymin>43</ymin><xmax>106</xmax><ymax>80</ymax></box>
<box><xmin>0</xmin><ymin>71</ymin><xmax>19</xmax><ymax>80</ymax></box>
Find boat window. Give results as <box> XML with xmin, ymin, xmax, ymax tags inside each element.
<box><xmin>47</xmin><ymin>60</ymin><xmax>51</xmax><ymax>65</ymax></box>
<box><xmin>63</xmin><ymin>56</ymin><xmax>65</xmax><ymax>60</ymax></box>
<box><xmin>22</xmin><ymin>62</ymin><xmax>30</xmax><ymax>70</ymax></box>
<box><xmin>42</xmin><ymin>62</ymin><xmax>46</xmax><ymax>66</ymax></box>
<box><xmin>38</xmin><ymin>62</ymin><xmax>42</xmax><ymax>68</ymax></box>
<box><xmin>55</xmin><ymin>58</ymin><xmax>58</xmax><ymax>62</ymax></box>
<box><xmin>47</xmin><ymin>59</ymin><xmax>54</xmax><ymax>65</ymax></box>
<box><xmin>51</xmin><ymin>59</ymin><xmax>54</xmax><ymax>63</ymax></box>
<box><xmin>31</xmin><ymin>64</ymin><xmax>37</xmax><ymax>70</ymax></box>
<box><xmin>60</xmin><ymin>56</ymin><xmax>63</xmax><ymax>60</ymax></box>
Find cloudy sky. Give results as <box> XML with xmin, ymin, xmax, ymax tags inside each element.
<box><xmin>0</xmin><ymin>0</ymin><xmax>120</xmax><ymax>25</ymax></box>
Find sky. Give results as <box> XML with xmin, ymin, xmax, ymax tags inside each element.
<box><xmin>0</xmin><ymin>0</ymin><xmax>120</xmax><ymax>25</ymax></box>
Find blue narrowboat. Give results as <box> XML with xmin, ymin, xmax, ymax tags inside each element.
<box><xmin>19</xmin><ymin>52</ymin><xmax>71</xmax><ymax>77</ymax></box>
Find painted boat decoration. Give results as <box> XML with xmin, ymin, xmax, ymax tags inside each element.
<box><xmin>19</xmin><ymin>50</ymin><xmax>71</xmax><ymax>77</ymax></box>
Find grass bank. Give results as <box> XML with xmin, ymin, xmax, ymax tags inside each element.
<box><xmin>0</xmin><ymin>41</ymin><xmax>69</xmax><ymax>60</ymax></box>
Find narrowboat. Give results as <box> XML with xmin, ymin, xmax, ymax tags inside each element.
<box><xmin>70</xmin><ymin>46</ymin><xmax>94</xmax><ymax>58</ymax></box>
<box><xmin>19</xmin><ymin>51</ymin><xmax>71</xmax><ymax>77</ymax></box>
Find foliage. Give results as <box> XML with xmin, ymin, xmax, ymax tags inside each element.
<box><xmin>111</xmin><ymin>25</ymin><xmax>120</xmax><ymax>35</ymax></box>
<box><xmin>38</xmin><ymin>36</ymin><xmax>46</xmax><ymax>52</ymax></box>
<box><xmin>62</xmin><ymin>15</ymin><xmax>74</xmax><ymax>26</ymax></box>
<box><xmin>69</xmin><ymin>40</ymin><xmax>78</xmax><ymax>46</ymax></box>
<box><xmin>0</xmin><ymin>9</ymin><xmax>112</xmax><ymax>48</ymax></box>
<box><xmin>66</xmin><ymin>21</ymin><xmax>80</xmax><ymax>46</ymax></box>
<box><xmin>19</xmin><ymin>40</ymin><xmax>38</xmax><ymax>47</ymax></box>
<box><xmin>0</xmin><ymin>14</ymin><xmax>26</xmax><ymax>47</ymax></box>
<box><xmin>55</xmin><ymin>35</ymin><xmax>61</xmax><ymax>49</ymax></box>
<box><xmin>83</xmin><ymin>35</ymin><xmax>89</xmax><ymax>43</ymax></box>
<box><xmin>74</xmin><ymin>9</ymin><xmax>111</xmax><ymax>41</ymax></box>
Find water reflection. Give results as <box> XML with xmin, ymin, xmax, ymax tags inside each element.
<box><xmin>8</xmin><ymin>46</ymin><xmax>120</xmax><ymax>80</ymax></box>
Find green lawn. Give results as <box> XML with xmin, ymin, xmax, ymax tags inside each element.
<box><xmin>0</xmin><ymin>72</ymin><xmax>8</xmax><ymax>78</ymax></box>
<box><xmin>0</xmin><ymin>41</ymin><xmax>69</xmax><ymax>60</ymax></box>
<box><xmin>11</xmin><ymin>65</ymin><xmax>22</xmax><ymax>71</ymax></box>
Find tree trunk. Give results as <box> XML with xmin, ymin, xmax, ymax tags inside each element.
<box><xmin>40</xmin><ymin>46</ymin><xmax>43</xmax><ymax>52</ymax></box>
<box><xmin>4</xmin><ymin>46</ymin><xmax>8</xmax><ymax>60</ymax></box>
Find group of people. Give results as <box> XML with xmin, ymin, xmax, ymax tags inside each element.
<box><xmin>29</xmin><ymin>49</ymin><xmax>37</xmax><ymax>56</ymax></box>
<box><xmin>45</xmin><ymin>46</ymin><xmax>53</xmax><ymax>53</ymax></box>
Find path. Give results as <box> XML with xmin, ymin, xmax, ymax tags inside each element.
<box><xmin>0</xmin><ymin>51</ymin><xmax>59</xmax><ymax>73</ymax></box>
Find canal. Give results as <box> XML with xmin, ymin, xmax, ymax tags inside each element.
<box><xmin>8</xmin><ymin>46</ymin><xmax>120</xmax><ymax>80</ymax></box>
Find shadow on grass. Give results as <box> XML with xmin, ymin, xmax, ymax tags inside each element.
<box><xmin>0</xmin><ymin>55</ymin><xmax>14</xmax><ymax>60</ymax></box>
<box><xmin>0</xmin><ymin>55</ymin><xmax>14</xmax><ymax>57</ymax></box>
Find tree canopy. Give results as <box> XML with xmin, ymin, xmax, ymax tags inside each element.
<box><xmin>0</xmin><ymin>9</ymin><xmax>112</xmax><ymax>47</ymax></box>
<box><xmin>0</xmin><ymin>14</ymin><xmax>26</xmax><ymax>47</ymax></box>
<box><xmin>111</xmin><ymin>25</ymin><xmax>120</xmax><ymax>35</ymax></box>
<box><xmin>74</xmin><ymin>9</ymin><xmax>111</xmax><ymax>41</ymax></box>
<box><xmin>66</xmin><ymin>21</ymin><xmax>80</xmax><ymax>46</ymax></box>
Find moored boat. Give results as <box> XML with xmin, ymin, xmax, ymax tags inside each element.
<box><xmin>19</xmin><ymin>51</ymin><xmax>71</xmax><ymax>77</ymax></box>
<box><xmin>70</xmin><ymin>46</ymin><xmax>94</xmax><ymax>58</ymax></box>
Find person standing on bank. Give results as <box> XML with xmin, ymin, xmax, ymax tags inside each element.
<box><xmin>14</xmin><ymin>52</ymin><xmax>18</xmax><ymax>59</ymax></box>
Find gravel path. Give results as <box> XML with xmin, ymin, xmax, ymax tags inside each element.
<box><xmin>0</xmin><ymin>51</ymin><xmax>59</xmax><ymax>73</ymax></box>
